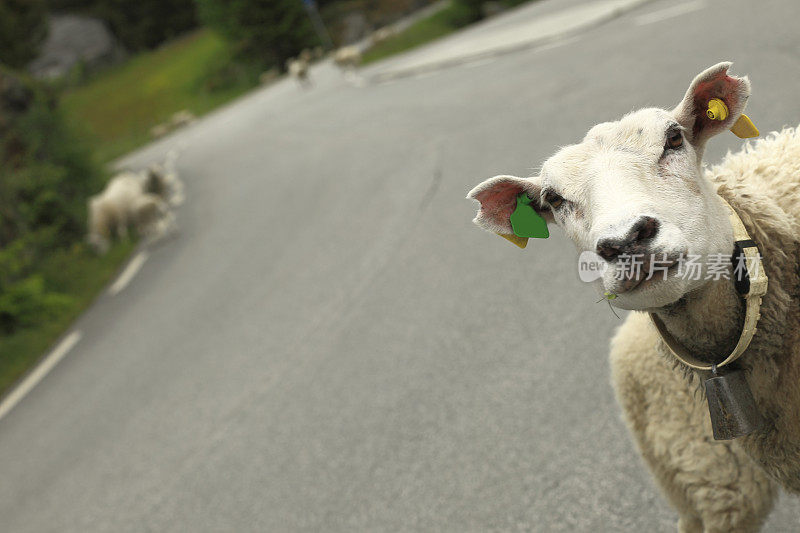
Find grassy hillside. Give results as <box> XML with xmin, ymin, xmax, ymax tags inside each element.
<box><xmin>61</xmin><ymin>29</ymin><xmax>259</xmax><ymax>163</ymax></box>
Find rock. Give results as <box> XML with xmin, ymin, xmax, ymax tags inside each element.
<box><xmin>28</xmin><ymin>14</ymin><xmax>125</xmax><ymax>80</ymax></box>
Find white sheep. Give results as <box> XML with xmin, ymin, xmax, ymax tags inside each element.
<box><xmin>286</xmin><ymin>56</ymin><xmax>311</xmax><ymax>87</ymax></box>
<box><xmin>468</xmin><ymin>62</ymin><xmax>800</xmax><ymax>532</ymax></box>
<box><xmin>369</xmin><ymin>26</ymin><xmax>395</xmax><ymax>46</ymax></box>
<box><xmin>143</xmin><ymin>150</ymin><xmax>184</xmax><ymax>208</ymax></box>
<box><xmin>87</xmin><ymin>173</ymin><xmax>164</xmax><ymax>253</ymax></box>
<box><xmin>333</xmin><ymin>45</ymin><xmax>361</xmax><ymax>70</ymax></box>
<box><xmin>87</xmin><ymin>152</ymin><xmax>182</xmax><ymax>253</ymax></box>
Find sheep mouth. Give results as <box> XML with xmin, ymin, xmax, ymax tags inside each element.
<box><xmin>614</xmin><ymin>255</ymin><xmax>680</xmax><ymax>294</ymax></box>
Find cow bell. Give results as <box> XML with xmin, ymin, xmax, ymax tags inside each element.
<box><xmin>704</xmin><ymin>365</ymin><xmax>764</xmax><ymax>440</ymax></box>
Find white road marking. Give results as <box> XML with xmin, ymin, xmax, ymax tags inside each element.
<box><xmin>634</xmin><ymin>0</ymin><xmax>706</xmax><ymax>26</ymax></box>
<box><xmin>0</xmin><ymin>330</ymin><xmax>82</xmax><ymax>421</ymax></box>
<box><xmin>109</xmin><ymin>251</ymin><xmax>149</xmax><ymax>295</ymax></box>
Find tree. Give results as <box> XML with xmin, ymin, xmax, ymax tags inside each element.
<box><xmin>0</xmin><ymin>0</ymin><xmax>48</xmax><ymax>69</ymax></box>
<box><xmin>92</xmin><ymin>0</ymin><xmax>198</xmax><ymax>51</ymax></box>
<box><xmin>196</xmin><ymin>0</ymin><xmax>320</xmax><ymax>70</ymax></box>
<box><xmin>451</xmin><ymin>0</ymin><xmax>484</xmax><ymax>25</ymax></box>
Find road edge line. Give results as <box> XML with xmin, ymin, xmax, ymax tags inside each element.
<box><xmin>0</xmin><ymin>330</ymin><xmax>83</xmax><ymax>422</ymax></box>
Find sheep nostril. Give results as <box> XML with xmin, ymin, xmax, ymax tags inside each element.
<box><xmin>596</xmin><ymin>217</ymin><xmax>660</xmax><ymax>262</ymax></box>
<box><xmin>632</xmin><ymin>216</ymin><xmax>660</xmax><ymax>242</ymax></box>
<box><xmin>596</xmin><ymin>240</ymin><xmax>622</xmax><ymax>261</ymax></box>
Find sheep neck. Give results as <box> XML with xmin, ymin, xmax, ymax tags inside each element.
<box><xmin>651</xmin><ymin>276</ymin><xmax>745</xmax><ymax>365</ymax></box>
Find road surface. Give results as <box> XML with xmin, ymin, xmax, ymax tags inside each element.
<box><xmin>2</xmin><ymin>0</ymin><xmax>799</xmax><ymax>530</ymax></box>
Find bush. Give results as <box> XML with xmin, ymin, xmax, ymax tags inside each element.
<box><xmin>0</xmin><ymin>67</ymin><xmax>103</xmax><ymax>334</ymax></box>
<box><xmin>196</xmin><ymin>0</ymin><xmax>320</xmax><ymax>70</ymax></box>
<box><xmin>0</xmin><ymin>0</ymin><xmax>48</xmax><ymax>69</ymax></box>
<box><xmin>0</xmin><ymin>274</ymin><xmax>72</xmax><ymax>334</ymax></box>
<box><xmin>450</xmin><ymin>0</ymin><xmax>484</xmax><ymax>24</ymax></box>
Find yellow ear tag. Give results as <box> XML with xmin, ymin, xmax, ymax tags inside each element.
<box><xmin>706</xmin><ymin>98</ymin><xmax>728</xmax><ymax>121</ymax></box>
<box><xmin>498</xmin><ymin>233</ymin><xmax>529</xmax><ymax>249</ymax></box>
<box><xmin>707</xmin><ymin>98</ymin><xmax>759</xmax><ymax>139</ymax></box>
<box><xmin>730</xmin><ymin>114</ymin><xmax>759</xmax><ymax>138</ymax></box>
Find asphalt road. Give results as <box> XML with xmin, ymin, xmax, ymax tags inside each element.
<box><xmin>2</xmin><ymin>0</ymin><xmax>800</xmax><ymax>531</ymax></box>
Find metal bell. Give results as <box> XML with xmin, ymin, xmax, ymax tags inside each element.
<box><xmin>704</xmin><ymin>366</ymin><xmax>764</xmax><ymax>440</ymax></box>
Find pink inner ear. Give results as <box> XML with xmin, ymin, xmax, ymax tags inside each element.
<box><xmin>691</xmin><ymin>73</ymin><xmax>742</xmax><ymax>138</ymax></box>
<box><xmin>474</xmin><ymin>181</ymin><xmax>524</xmax><ymax>228</ymax></box>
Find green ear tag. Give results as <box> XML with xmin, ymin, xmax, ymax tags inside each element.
<box><xmin>510</xmin><ymin>194</ymin><xmax>549</xmax><ymax>238</ymax></box>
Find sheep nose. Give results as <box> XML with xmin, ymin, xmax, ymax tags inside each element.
<box><xmin>595</xmin><ymin>216</ymin><xmax>660</xmax><ymax>261</ymax></box>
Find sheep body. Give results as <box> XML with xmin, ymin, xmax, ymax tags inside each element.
<box><xmin>87</xmin><ymin>156</ymin><xmax>181</xmax><ymax>253</ymax></box>
<box><xmin>611</xmin><ymin>313</ymin><xmax>777</xmax><ymax>532</ymax></box>
<box><xmin>286</xmin><ymin>56</ymin><xmax>311</xmax><ymax>87</ymax></box>
<box><xmin>144</xmin><ymin>150</ymin><xmax>184</xmax><ymax>208</ymax></box>
<box><xmin>333</xmin><ymin>45</ymin><xmax>361</xmax><ymax>69</ymax></box>
<box><xmin>611</xmin><ymin>126</ymin><xmax>800</xmax><ymax>530</ymax></box>
<box><xmin>467</xmin><ymin>63</ymin><xmax>799</xmax><ymax>531</ymax></box>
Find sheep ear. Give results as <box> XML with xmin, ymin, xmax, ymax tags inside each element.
<box><xmin>466</xmin><ymin>175</ymin><xmax>550</xmax><ymax>248</ymax></box>
<box><xmin>672</xmin><ymin>62</ymin><xmax>752</xmax><ymax>153</ymax></box>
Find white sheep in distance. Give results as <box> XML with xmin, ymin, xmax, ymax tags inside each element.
<box><xmin>143</xmin><ymin>150</ymin><xmax>184</xmax><ymax>208</ymax></box>
<box><xmin>87</xmin><ymin>173</ymin><xmax>170</xmax><ymax>253</ymax></box>
<box><xmin>333</xmin><ymin>45</ymin><xmax>361</xmax><ymax>70</ymax></box>
<box><xmin>467</xmin><ymin>62</ymin><xmax>800</xmax><ymax>532</ymax></box>
<box><xmin>286</xmin><ymin>56</ymin><xmax>311</xmax><ymax>87</ymax></box>
<box><xmin>87</xmin><ymin>152</ymin><xmax>182</xmax><ymax>253</ymax></box>
<box><xmin>369</xmin><ymin>26</ymin><xmax>396</xmax><ymax>46</ymax></box>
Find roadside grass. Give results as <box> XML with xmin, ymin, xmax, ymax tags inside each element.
<box><xmin>0</xmin><ymin>241</ymin><xmax>135</xmax><ymax>397</ymax></box>
<box><xmin>362</xmin><ymin>2</ymin><xmax>468</xmax><ymax>65</ymax></box>
<box><xmin>361</xmin><ymin>0</ymin><xmax>536</xmax><ymax>66</ymax></box>
<box><xmin>61</xmin><ymin>28</ymin><xmax>260</xmax><ymax>163</ymax></box>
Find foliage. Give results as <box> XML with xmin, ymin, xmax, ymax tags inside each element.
<box><xmin>0</xmin><ymin>67</ymin><xmax>103</xmax><ymax>333</ymax></box>
<box><xmin>0</xmin><ymin>0</ymin><xmax>48</xmax><ymax>69</ymax></box>
<box><xmin>451</xmin><ymin>0</ymin><xmax>484</xmax><ymax>25</ymax></box>
<box><xmin>0</xmin><ymin>274</ymin><xmax>72</xmax><ymax>334</ymax></box>
<box><xmin>0</xmin><ymin>67</ymin><xmax>137</xmax><ymax>396</ymax></box>
<box><xmin>196</xmin><ymin>0</ymin><xmax>320</xmax><ymax>70</ymax></box>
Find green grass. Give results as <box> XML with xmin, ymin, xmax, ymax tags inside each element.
<box><xmin>0</xmin><ymin>241</ymin><xmax>135</xmax><ymax>396</ymax></box>
<box><xmin>361</xmin><ymin>0</ymin><xmax>538</xmax><ymax>66</ymax></box>
<box><xmin>362</xmin><ymin>2</ymin><xmax>471</xmax><ymax>65</ymax></box>
<box><xmin>61</xmin><ymin>28</ymin><xmax>259</xmax><ymax>163</ymax></box>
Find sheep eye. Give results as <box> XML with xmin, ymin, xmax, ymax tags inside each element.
<box><xmin>544</xmin><ymin>191</ymin><xmax>564</xmax><ymax>209</ymax></box>
<box><xmin>666</xmin><ymin>129</ymin><xmax>683</xmax><ymax>150</ymax></box>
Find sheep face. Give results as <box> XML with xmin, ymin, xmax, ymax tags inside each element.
<box><xmin>469</xmin><ymin>63</ymin><xmax>752</xmax><ymax>311</ymax></box>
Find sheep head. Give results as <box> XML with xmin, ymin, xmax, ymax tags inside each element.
<box><xmin>468</xmin><ymin>62</ymin><xmax>752</xmax><ymax>311</ymax></box>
